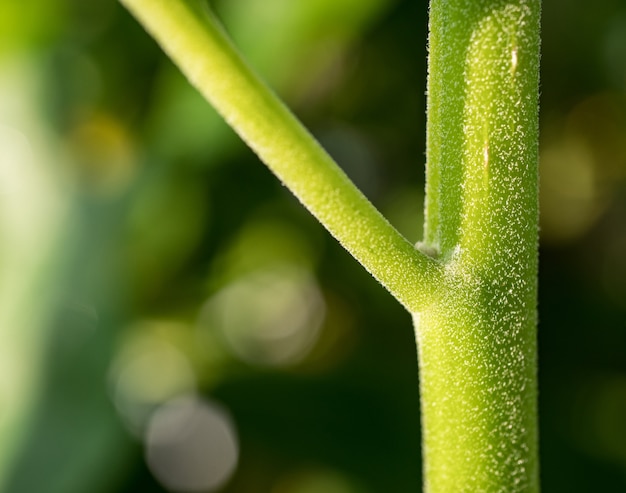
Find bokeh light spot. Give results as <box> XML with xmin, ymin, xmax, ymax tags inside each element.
<box><xmin>111</xmin><ymin>332</ymin><xmax>197</xmax><ymax>435</ymax></box>
<box><xmin>540</xmin><ymin>139</ymin><xmax>597</xmax><ymax>243</ymax></box>
<box><xmin>66</xmin><ymin>113</ymin><xmax>136</xmax><ymax>196</ymax></box>
<box><xmin>146</xmin><ymin>395</ymin><xmax>239</xmax><ymax>493</ymax></box>
<box><xmin>273</xmin><ymin>468</ymin><xmax>369</xmax><ymax>493</ymax></box>
<box><xmin>202</xmin><ymin>265</ymin><xmax>325</xmax><ymax>367</ymax></box>
<box><xmin>540</xmin><ymin>92</ymin><xmax>626</xmax><ymax>244</ymax></box>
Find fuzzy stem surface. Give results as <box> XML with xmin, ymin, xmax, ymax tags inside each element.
<box><xmin>418</xmin><ymin>0</ymin><xmax>541</xmax><ymax>491</ymax></box>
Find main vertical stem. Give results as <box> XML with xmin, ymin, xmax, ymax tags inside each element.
<box><xmin>417</xmin><ymin>0</ymin><xmax>541</xmax><ymax>491</ymax></box>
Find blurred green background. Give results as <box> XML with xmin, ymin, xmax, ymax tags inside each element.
<box><xmin>1</xmin><ymin>0</ymin><xmax>625</xmax><ymax>491</ymax></box>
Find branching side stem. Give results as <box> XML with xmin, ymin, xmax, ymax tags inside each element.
<box><xmin>119</xmin><ymin>0</ymin><xmax>443</xmax><ymax>313</ymax></box>
<box><xmin>119</xmin><ymin>0</ymin><xmax>541</xmax><ymax>491</ymax></box>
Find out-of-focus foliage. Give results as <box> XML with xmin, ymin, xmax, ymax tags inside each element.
<box><xmin>0</xmin><ymin>0</ymin><xmax>625</xmax><ymax>492</ymax></box>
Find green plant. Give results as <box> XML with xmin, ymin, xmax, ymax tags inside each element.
<box><xmin>119</xmin><ymin>0</ymin><xmax>541</xmax><ymax>491</ymax></box>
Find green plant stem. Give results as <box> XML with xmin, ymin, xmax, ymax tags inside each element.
<box><xmin>120</xmin><ymin>0</ymin><xmax>541</xmax><ymax>490</ymax></box>
<box><xmin>419</xmin><ymin>0</ymin><xmax>541</xmax><ymax>491</ymax></box>
<box><xmin>119</xmin><ymin>0</ymin><xmax>442</xmax><ymax>312</ymax></box>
